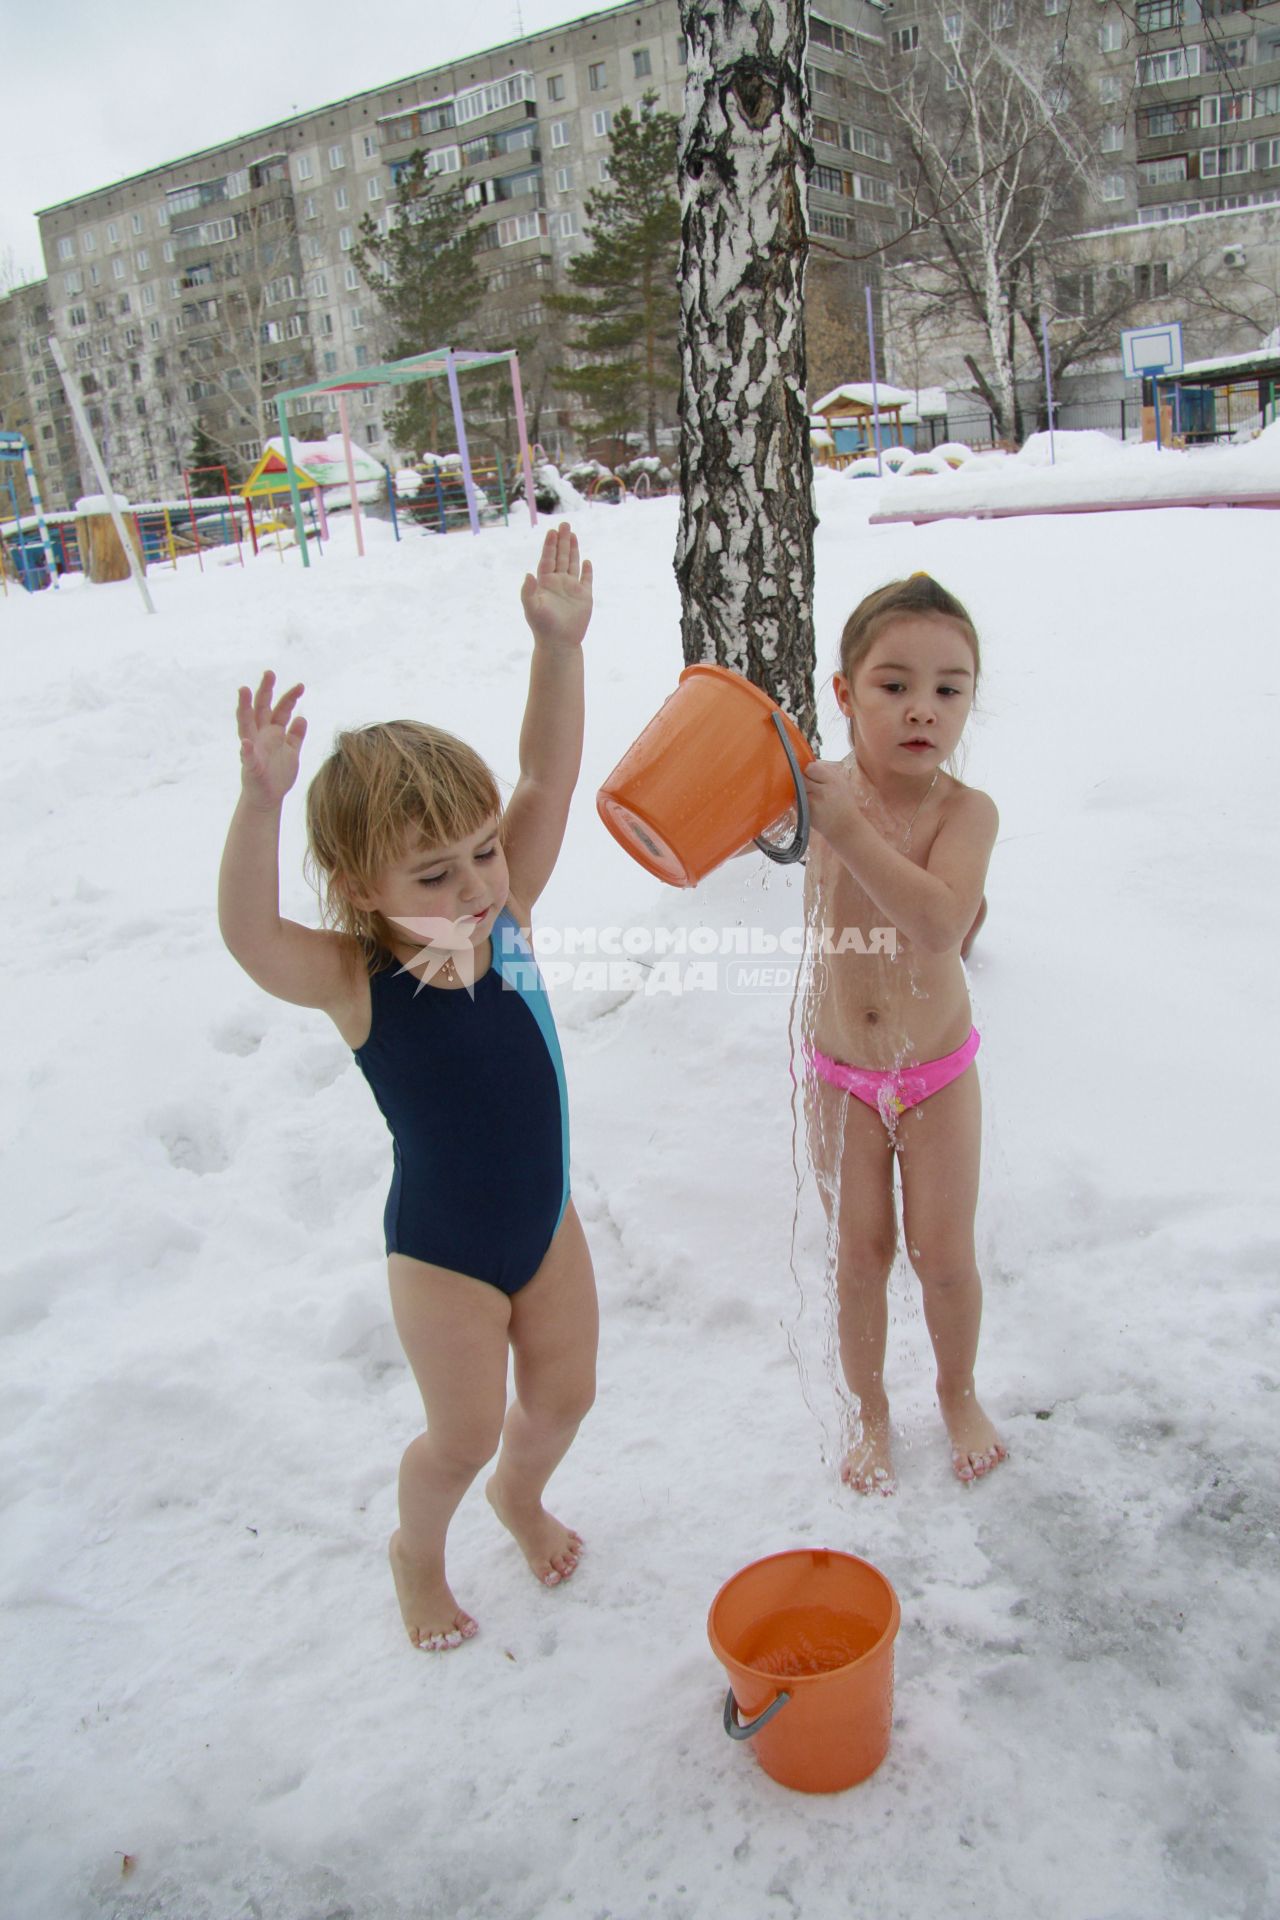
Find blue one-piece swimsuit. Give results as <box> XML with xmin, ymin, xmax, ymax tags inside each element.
<box><xmin>353</xmin><ymin>908</ymin><xmax>570</xmax><ymax>1295</ymax></box>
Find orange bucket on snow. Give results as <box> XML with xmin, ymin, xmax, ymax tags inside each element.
<box><xmin>707</xmin><ymin>1548</ymin><xmax>900</xmax><ymax>1794</ymax></box>
<box><xmin>596</xmin><ymin>664</ymin><xmax>814</xmax><ymax>887</ymax></box>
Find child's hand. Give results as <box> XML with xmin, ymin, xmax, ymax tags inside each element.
<box><xmin>236</xmin><ymin>671</ymin><xmax>307</xmax><ymax>809</ymax></box>
<box><xmin>803</xmin><ymin>760</ymin><xmax>860</xmax><ymax>842</ymax></box>
<box><xmin>520</xmin><ymin>521</ymin><xmax>593</xmax><ymax>650</ymax></box>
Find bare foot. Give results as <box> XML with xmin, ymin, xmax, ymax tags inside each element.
<box><xmin>940</xmin><ymin>1393</ymin><xmax>1007</xmax><ymax>1484</ymax></box>
<box><xmin>388</xmin><ymin>1530</ymin><xmax>478</xmax><ymax>1650</ymax></box>
<box><xmin>840</xmin><ymin>1416</ymin><xmax>896</xmax><ymax>1497</ymax></box>
<box><xmin>485</xmin><ymin>1478</ymin><xmax>583</xmax><ymax>1587</ymax></box>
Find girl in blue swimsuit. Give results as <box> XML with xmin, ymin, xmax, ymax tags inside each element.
<box><xmin>218</xmin><ymin>524</ymin><xmax>597</xmax><ymax>1652</ymax></box>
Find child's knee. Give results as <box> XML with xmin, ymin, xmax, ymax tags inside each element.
<box><xmin>418</xmin><ymin>1417</ymin><xmax>503</xmax><ymax>1479</ymax></box>
<box><xmin>838</xmin><ymin>1229</ymin><xmax>897</xmax><ymax>1289</ymax></box>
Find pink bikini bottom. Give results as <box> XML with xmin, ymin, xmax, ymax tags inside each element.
<box><xmin>804</xmin><ymin>1028</ymin><xmax>980</xmax><ymax>1125</ymax></box>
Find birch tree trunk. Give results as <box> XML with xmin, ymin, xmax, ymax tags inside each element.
<box><xmin>676</xmin><ymin>0</ymin><xmax>817</xmax><ymax>743</ymax></box>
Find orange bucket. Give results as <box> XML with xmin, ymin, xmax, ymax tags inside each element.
<box><xmin>596</xmin><ymin>664</ymin><xmax>814</xmax><ymax>886</ymax></box>
<box><xmin>707</xmin><ymin>1548</ymin><xmax>900</xmax><ymax>1794</ymax></box>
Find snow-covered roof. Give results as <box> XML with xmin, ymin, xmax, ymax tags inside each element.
<box><xmin>265</xmin><ymin>434</ymin><xmax>383</xmax><ymax>485</ymax></box>
<box><xmin>1180</xmin><ymin>345</ymin><xmax>1280</xmax><ymax>380</ymax></box>
<box><xmin>813</xmin><ymin>383</ymin><xmax>950</xmax><ymax>420</ymax></box>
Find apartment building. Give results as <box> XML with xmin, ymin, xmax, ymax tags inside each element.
<box><xmin>24</xmin><ymin>0</ymin><xmax>897</xmax><ymax>508</ymax></box>
<box><xmin>877</xmin><ymin>0</ymin><xmax>1280</xmax><ymax>427</ymax></box>
<box><xmin>0</xmin><ymin>279</ymin><xmax>78</xmax><ymax>517</ymax></box>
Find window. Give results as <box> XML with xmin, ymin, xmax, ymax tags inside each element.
<box><xmin>141</xmin><ymin>284</ymin><xmax>156</xmax><ymax>309</ymax></box>
<box><xmin>334</xmin><ymin>185</ymin><xmax>349</xmax><ymax>209</ymax></box>
<box><xmin>112</xmin><ymin>257</ymin><xmax>126</xmax><ymax>281</ymax></box>
<box><xmin>310</xmin><ymin>272</ymin><xmax>329</xmax><ymax>296</ymax></box>
<box><xmin>329</xmin><ymin>143</ymin><xmax>346</xmax><ymax>169</ymax></box>
<box><xmin>136</xmin><ymin>248</ymin><xmax>149</xmax><ymax>270</ymax></box>
<box><xmin>892</xmin><ymin>25</ymin><xmax>919</xmax><ymax>52</ymax></box>
<box><xmin>349</xmin><ymin>306</ymin><xmax>364</xmax><ymax>328</ymax></box>
<box><xmin>1101</xmin><ymin>123</ymin><xmax>1125</xmax><ymax>152</ymax></box>
<box><xmin>1044</xmin><ymin>0</ymin><xmax>1065</xmax><ymax>14</ymax></box>
<box><xmin>813</xmin><ymin>163</ymin><xmax>848</xmax><ymax>195</ymax></box>
<box><xmin>1141</xmin><ymin>155</ymin><xmax>1188</xmax><ymax>183</ymax></box>
<box><xmin>555</xmin><ymin>165</ymin><xmax>572</xmax><ymax>192</ymax></box>
<box><xmin>131</xmin><ymin>212</ymin><xmax>144</xmax><ymax>234</ymax></box>
<box><xmin>68</xmin><ymin>304</ymin><xmax>88</xmax><ymax>328</ymax></box>
<box><xmin>367</xmin><ymin>176</ymin><xmax>382</xmax><ymax>200</ymax></box>
<box><xmin>496</xmin><ymin>210</ymin><xmax>546</xmax><ymax>246</ymax></box>
<box><xmin>162</xmin><ymin>241</ymin><xmax>174</xmax><ymax>262</ymax></box>
<box><xmin>550</xmin><ymin>120</ymin><xmax>569</xmax><ymax>148</ymax></box>
<box><xmin>58</xmin><ymin>236</ymin><xmax>75</xmax><ymax>261</ymax></box>
<box><xmin>148</xmin><ymin>318</ymin><xmax>163</xmax><ymax>340</ymax></box>
<box><xmin>227</xmin><ymin>169</ymin><xmax>249</xmax><ymax>197</ymax></box>
<box><xmin>89</xmin><ymin>264</ymin><xmax>101</xmax><ymax>286</ymax></box>
<box><xmin>1200</xmin><ymin>141</ymin><xmax>1251</xmax><ymax>174</ymax></box>
<box><xmin>1257</xmin><ymin>136</ymin><xmax>1280</xmax><ymax>168</ymax></box>
<box><xmin>945</xmin><ymin>65</ymin><xmax>961</xmax><ymax>91</ymax></box>
<box><xmin>303</xmin><ymin>194</ymin><xmax>317</xmax><ymax>219</ymax></box>
<box><xmin>551</xmin><ymin>210</ymin><xmax>577</xmax><ymax>239</ymax></box>
<box><xmin>548</xmin><ymin>73</ymin><xmax>565</xmax><ymax>101</ymax></box>
<box><xmin>81</xmin><ymin>229</ymin><xmax>96</xmax><ymax>254</ymax></box>
<box><xmin>1136</xmin><ymin>1</ymin><xmax>1177</xmax><ymax>29</ymax></box>
<box><xmin>106</xmin><ymin>222</ymin><xmax>120</xmax><ymax>245</ymax></box>
<box><xmin>319</xmin><ymin>312</ymin><xmax>334</xmax><ymax>336</ymax></box>
<box><xmin>355</xmin><ymin>345</ymin><xmax>370</xmax><ymax>367</ymax></box>
<box><xmin>1100</xmin><ymin>172</ymin><xmax>1128</xmax><ymax>199</ymax></box>
<box><xmin>323</xmin><ymin>351</ymin><xmax>339</xmax><ymax>373</ymax></box>
<box><xmin>633</xmin><ymin>48</ymin><xmax>651</xmax><ymax>79</ymax></box>
<box><xmin>943</xmin><ymin>13</ymin><xmax>962</xmax><ymax>45</ymax></box>
<box><xmin>362</xmin><ymin>134</ymin><xmax>379</xmax><ymax>159</ymax></box>
<box><xmin>64</xmin><ymin>269</ymin><xmax>83</xmax><ymax>295</ymax></box>
<box><xmin>344</xmin><ymin>263</ymin><xmax>360</xmax><ymax>288</ymax></box>
<box><xmin>1142</xmin><ymin>102</ymin><xmax>1198</xmax><ymax>136</ymax></box>
<box><xmin>285</xmin><ymin>313</ymin><xmax>305</xmax><ymax>339</ymax></box>
<box><xmin>854</xmin><ymin>173</ymin><xmax>894</xmax><ymax>205</ymax></box>
<box><xmin>593</xmin><ymin>109</ymin><xmax>613</xmax><ymax>137</ymax></box>
<box><xmin>1201</xmin><ymin>92</ymin><xmax>1252</xmax><ymax>126</ymax></box>
<box><xmin>589</xmin><ymin>61</ymin><xmax>607</xmax><ymax>91</ymax></box>
<box><xmin>809</xmin><ymin>208</ymin><xmax>851</xmax><ymax>239</ymax></box>
<box><xmin>1137</xmin><ymin>47</ymin><xmax>1199</xmax><ymax>85</ymax></box>
<box><xmin>1254</xmin><ymin>84</ymin><xmax>1280</xmax><ymax>116</ymax></box>
<box><xmin>123</xmin><ymin>326</ymin><xmax>140</xmax><ymax>348</ymax></box>
<box><xmin>1099</xmin><ymin>22</ymin><xmax>1124</xmax><ymax>53</ymax></box>
<box><xmin>1099</xmin><ymin>75</ymin><xmax>1123</xmax><ymax>103</ymax></box>
<box><xmin>1134</xmin><ymin>262</ymin><xmax>1170</xmax><ymax>298</ymax></box>
<box><xmin>1204</xmin><ymin>38</ymin><xmax>1250</xmax><ymax>74</ymax></box>
<box><xmin>298</xmin><ymin>154</ymin><xmax>314</xmax><ymax>180</ymax></box>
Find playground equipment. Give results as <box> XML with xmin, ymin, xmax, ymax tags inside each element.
<box><xmin>240</xmin><ymin>446</ymin><xmax>326</xmax><ymax>558</ymax></box>
<box><xmin>708</xmin><ymin>1548</ymin><xmax>900</xmax><ymax>1794</ymax></box>
<box><xmin>597</xmin><ymin>664</ymin><xmax>813</xmax><ymax>886</ymax></box>
<box><xmin>272</xmin><ymin>345</ymin><xmax>538</xmax><ymax>568</ymax></box>
<box><xmin>182</xmin><ymin>464</ymin><xmax>246</xmax><ymax>570</ymax></box>
<box><xmin>396</xmin><ymin>456</ymin><xmax>511</xmax><ymax>534</ymax></box>
<box><xmin>0</xmin><ymin>431</ymin><xmax>55</xmax><ymax>592</ymax></box>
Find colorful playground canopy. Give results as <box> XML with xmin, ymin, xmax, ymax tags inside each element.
<box><xmin>270</xmin><ymin>345</ymin><xmax>536</xmax><ymax>566</ymax></box>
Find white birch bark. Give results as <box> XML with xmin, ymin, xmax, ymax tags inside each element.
<box><xmin>676</xmin><ymin>0</ymin><xmax>817</xmax><ymax>741</ymax></box>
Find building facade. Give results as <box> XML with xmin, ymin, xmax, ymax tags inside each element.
<box><xmin>20</xmin><ymin>0</ymin><xmax>897</xmax><ymax>508</ymax></box>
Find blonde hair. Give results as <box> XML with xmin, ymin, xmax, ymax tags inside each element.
<box><xmin>305</xmin><ymin>720</ymin><xmax>502</xmax><ymax>970</ymax></box>
<box><xmin>839</xmin><ymin>574</ymin><xmax>981</xmax><ymax>689</ymax></box>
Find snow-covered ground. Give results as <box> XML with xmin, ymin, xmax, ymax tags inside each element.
<box><xmin>865</xmin><ymin>420</ymin><xmax>1280</xmax><ymax>519</ymax></box>
<box><xmin>2</xmin><ymin>473</ymin><xmax>1277</xmax><ymax>1920</ymax></box>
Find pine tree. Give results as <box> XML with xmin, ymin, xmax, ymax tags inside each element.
<box><xmin>350</xmin><ymin>155</ymin><xmax>485</xmax><ymax>455</ymax></box>
<box><xmin>186</xmin><ymin>418</ymin><xmax>229</xmax><ymax>493</ymax></box>
<box><xmin>553</xmin><ymin>93</ymin><xmax>680</xmax><ymax>456</ymax></box>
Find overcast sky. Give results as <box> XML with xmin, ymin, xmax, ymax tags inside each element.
<box><xmin>2</xmin><ymin>0</ymin><xmax>625</xmax><ymax>285</ymax></box>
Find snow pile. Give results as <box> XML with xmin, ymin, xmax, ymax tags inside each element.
<box><xmin>1</xmin><ymin>490</ymin><xmax>1277</xmax><ymax>1919</ymax></box>
<box><xmin>869</xmin><ymin>424</ymin><xmax>1280</xmax><ymax>520</ymax></box>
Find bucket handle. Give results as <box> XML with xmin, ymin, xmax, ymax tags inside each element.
<box><xmin>723</xmin><ymin>1686</ymin><xmax>792</xmax><ymax>1741</ymax></box>
<box><xmin>753</xmin><ymin>713</ymin><xmax>810</xmax><ymax>866</ymax></box>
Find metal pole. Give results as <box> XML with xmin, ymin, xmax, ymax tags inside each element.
<box><xmin>1040</xmin><ymin>310</ymin><xmax>1056</xmax><ymax>465</ymax></box>
<box><xmin>47</xmin><ymin>335</ymin><xmax>155</xmax><ymax>615</ymax></box>
<box><xmin>337</xmin><ymin>393</ymin><xmax>365</xmax><ymax>557</ymax></box>
<box><xmin>865</xmin><ymin>285</ymin><xmax>883</xmax><ymax>476</ymax></box>
<box><xmin>445</xmin><ymin>350</ymin><xmax>481</xmax><ymax>536</ymax></box>
<box><xmin>509</xmin><ymin>352</ymin><xmax>538</xmax><ymax>528</ymax></box>
<box><xmin>277</xmin><ymin>397</ymin><xmax>310</xmax><ymax>570</ymax></box>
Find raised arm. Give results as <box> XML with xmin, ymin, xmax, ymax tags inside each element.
<box><xmin>805</xmin><ymin>763</ymin><xmax>998</xmax><ymax>955</ymax></box>
<box><xmin>501</xmin><ymin>522</ymin><xmax>594</xmax><ymax>909</ymax></box>
<box><xmin>218</xmin><ymin>671</ymin><xmax>357</xmax><ymax>1009</ymax></box>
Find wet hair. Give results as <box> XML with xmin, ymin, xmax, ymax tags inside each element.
<box><xmin>305</xmin><ymin>720</ymin><xmax>502</xmax><ymax>970</ymax></box>
<box><xmin>839</xmin><ymin>574</ymin><xmax>981</xmax><ymax>689</ymax></box>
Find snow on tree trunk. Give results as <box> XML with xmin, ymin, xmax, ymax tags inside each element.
<box><xmin>676</xmin><ymin>0</ymin><xmax>817</xmax><ymax>743</ymax></box>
